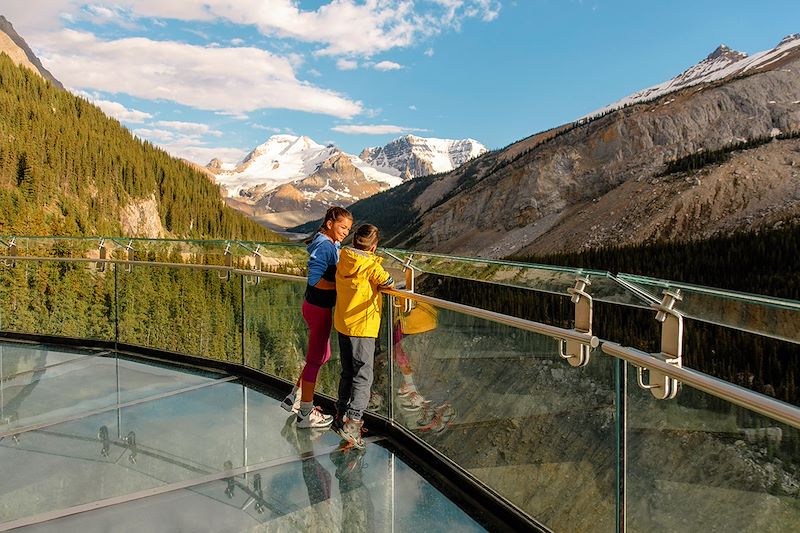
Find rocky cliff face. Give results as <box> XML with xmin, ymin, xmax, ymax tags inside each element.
<box><xmin>360</xmin><ymin>135</ymin><xmax>487</xmax><ymax>180</ymax></box>
<box><xmin>0</xmin><ymin>15</ymin><xmax>63</xmax><ymax>89</ymax></box>
<box><xmin>391</xmin><ymin>44</ymin><xmax>800</xmax><ymax>257</ymax></box>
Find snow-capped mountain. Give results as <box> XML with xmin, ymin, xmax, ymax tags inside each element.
<box><xmin>583</xmin><ymin>33</ymin><xmax>800</xmax><ymax>120</ymax></box>
<box><xmin>207</xmin><ymin>134</ymin><xmax>402</xmax><ymax>230</ymax></box>
<box><xmin>360</xmin><ymin>135</ymin><xmax>488</xmax><ymax>180</ymax></box>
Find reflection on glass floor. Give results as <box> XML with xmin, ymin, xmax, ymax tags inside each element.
<box><xmin>0</xmin><ymin>342</ymin><xmax>485</xmax><ymax>532</ymax></box>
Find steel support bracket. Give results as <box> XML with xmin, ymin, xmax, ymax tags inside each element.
<box><xmin>2</xmin><ymin>237</ymin><xmax>17</xmax><ymax>267</ymax></box>
<box><xmin>124</xmin><ymin>240</ymin><xmax>135</xmax><ymax>273</ymax></box>
<box><xmin>245</xmin><ymin>246</ymin><xmax>263</xmax><ymax>285</ymax></box>
<box><xmin>97</xmin><ymin>238</ymin><xmax>107</xmax><ymax>272</ymax></box>
<box><xmin>559</xmin><ymin>276</ymin><xmax>593</xmax><ymax>367</ymax></box>
<box><xmin>219</xmin><ymin>243</ymin><xmax>232</xmax><ymax>281</ymax></box>
<box><xmin>636</xmin><ymin>289</ymin><xmax>684</xmax><ymax>400</ymax></box>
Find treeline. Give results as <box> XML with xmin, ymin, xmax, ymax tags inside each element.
<box><xmin>0</xmin><ymin>53</ymin><xmax>276</xmax><ymax>241</ymax></box>
<box><xmin>660</xmin><ymin>131</ymin><xmax>800</xmax><ymax>176</ymax></box>
<box><xmin>512</xmin><ymin>222</ymin><xmax>800</xmax><ymax>300</ymax></box>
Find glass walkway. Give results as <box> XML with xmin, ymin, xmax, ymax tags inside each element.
<box><xmin>0</xmin><ymin>342</ymin><xmax>483</xmax><ymax>531</ymax></box>
<box><xmin>0</xmin><ymin>236</ymin><xmax>798</xmax><ymax>532</ymax></box>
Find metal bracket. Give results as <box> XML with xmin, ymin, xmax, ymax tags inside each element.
<box><xmin>253</xmin><ymin>473</ymin><xmax>265</xmax><ymax>513</ymax></box>
<box><xmin>125</xmin><ymin>430</ymin><xmax>137</xmax><ymax>464</ymax></box>
<box><xmin>2</xmin><ymin>237</ymin><xmax>17</xmax><ymax>267</ymax></box>
<box><xmin>391</xmin><ymin>254</ymin><xmax>416</xmax><ymax>313</ymax></box>
<box><xmin>97</xmin><ymin>238</ymin><xmax>107</xmax><ymax>272</ymax></box>
<box><xmin>219</xmin><ymin>243</ymin><xmax>232</xmax><ymax>281</ymax></box>
<box><xmin>558</xmin><ymin>276</ymin><xmax>593</xmax><ymax>367</ymax></box>
<box><xmin>636</xmin><ymin>289</ymin><xmax>684</xmax><ymax>400</ymax></box>
<box><xmin>245</xmin><ymin>245</ymin><xmax>263</xmax><ymax>285</ymax></box>
<box><xmin>98</xmin><ymin>425</ymin><xmax>111</xmax><ymax>457</ymax></box>
<box><xmin>124</xmin><ymin>240</ymin><xmax>135</xmax><ymax>273</ymax></box>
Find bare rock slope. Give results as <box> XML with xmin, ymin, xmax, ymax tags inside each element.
<box><xmin>390</xmin><ymin>50</ymin><xmax>800</xmax><ymax>257</ymax></box>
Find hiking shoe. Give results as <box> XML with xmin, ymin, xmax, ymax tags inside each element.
<box><xmin>397</xmin><ymin>382</ymin><xmax>417</xmax><ymax>397</ymax></box>
<box><xmin>330</xmin><ymin>446</ymin><xmax>366</xmax><ymax>486</ymax></box>
<box><xmin>368</xmin><ymin>391</ymin><xmax>384</xmax><ymax>411</ymax></box>
<box><xmin>280</xmin><ymin>392</ymin><xmax>301</xmax><ymax>413</ymax></box>
<box><xmin>296</xmin><ymin>406</ymin><xmax>333</xmax><ymax>429</ymax></box>
<box><xmin>418</xmin><ymin>403</ymin><xmax>456</xmax><ymax>434</ymax></box>
<box><xmin>416</xmin><ymin>400</ymin><xmax>434</xmax><ymax>427</ymax></box>
<box><xmin>334</xmin><ymin>417</ymin><xmax>365</xmax><ymax>449</ymax></box>
<box><xmin>400</xmin><ymin>391</ymin><xmax>425</xmax><ymax>412</ymax></box>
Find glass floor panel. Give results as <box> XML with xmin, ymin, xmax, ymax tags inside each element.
<box><xmin>0</xmin><ymin>342</ymin><xmax>486</xmax><ymax>532</ymax></box>
<box><xmin>1</xmin><ymin>348</ymin><xmax>226</xmax><ymax>434</ymax></box>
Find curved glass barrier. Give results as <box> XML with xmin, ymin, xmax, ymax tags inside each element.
<box><xmin>1</xmin><ymin>237</ymin><xmax>799</xmax><ymax>532</ymax></box>
<box><xmin>625</xmin><ymin>370</ymin><xmax>800</xmax><ymax>532</ymax></box>
<box><xmin>117</xmin><ymin>265</ymin><xmax>243</xmax><ymax>363</ymax></box>
<box><xmin>0</xmin><ymin>259</ymin><xmax>115</xmax><ymax>340</ymax></box>
<box><xmin>617</xmin><ymin>273</ymin><xmax>800</xmax><ymax>344</ymax></box>
<box><xmin>389</xmin><ymin>300</ymin><xmax>618</xmax><ymax>531</ymax></box>
<box><xmin>382</xmin><ymin>248</ymin><xmax>652</xmax><ymax>308</ymax></box>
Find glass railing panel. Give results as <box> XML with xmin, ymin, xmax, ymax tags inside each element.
<box><xmin>390</xmin><ymin>300</ymin><xmax>617</xmax><ymax>531</ymax></box>
<box><xmin>16</xmin><ymin>444</ymin><xmax>486</xmax><ymax>532</ymax></box>
<box><xmin>617</xmin><ymin>273</ymin><xmax>800</xmax><ymax>344</ymax></box>
<box><xmin>383</xmin><ymin>248</ymin><xmax>651</xmax><ymax>308</ymax></box>
<box><xmin>626</xmin><ymin>369</ymin><xmax>800</xmax><ymax>532</ymax></box>
<box><xmin>0</xmin><ymin>259</ymin><xmax>115</xmax><ymax>341</ymax></box>
<box><xmin>0</xmin><ymin>235</ymin><xmax>99</xmax><ymax>258</ymax></box>
<box><xmin>117</xmin><ymin>264</ymin><xmax>243</xmax><ymax>364</ymax></box>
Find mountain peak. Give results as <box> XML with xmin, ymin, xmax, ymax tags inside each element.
<box><xmin>778</xmin><ymin>33</ymin><xmax>800</xmax><ymax>47</ymax></box>
<box><xmin>705</xmin><ymin>44</ymin><xmax>747</xmax><ymax>62</ymax></box>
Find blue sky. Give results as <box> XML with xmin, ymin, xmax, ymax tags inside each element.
<box><xmin>3</xmin><ymin>1</ymin><xmax>798</xmax><ymax>164</ymax></box>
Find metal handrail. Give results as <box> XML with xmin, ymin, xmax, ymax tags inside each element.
<box><xmin>382</xmin><ymin>287</ymin><xmax>599</xmax><ymax>348</ymax></box>
<box><xmin>602</xmin><ymin>342</ymin><xmax>800</xmax><ymax>429</ymax></box>
<box><xmin>2</xmin><ymin>254</ymin><xmax>799</xmax><ymax>430</ymax></box>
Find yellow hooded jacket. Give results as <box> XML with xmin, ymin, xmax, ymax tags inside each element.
<box><xmin>334</xmin><ymin>247</ymin><xmax>394</xmax><ymax>338</ymax></box>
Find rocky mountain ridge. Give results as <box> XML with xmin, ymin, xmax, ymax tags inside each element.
<box><xmin>0</xmin><ymin>15</ymin><xmax>63</xmax><ymax>89</ymax></box>
<box><xmin>364</xmin><ymin>36</ymin><xmax>800</xmax><ymax>257</ymax></box>
<box><xmin>360</xmin><ymin>134</ymin><xmax>487</xmax><ymax>180</ymax></box>
<box><xmin>208</xmin><ymin>133</ymin><xmax>486</xmax><ymax>230</ymax></box>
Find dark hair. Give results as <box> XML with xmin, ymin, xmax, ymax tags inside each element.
<box><xmin>353</xmin><ymin>223</ymin><xmax>380</xmax><ymax>251</ymax></box>
<box><xmin>306</xmin><ymin>206</ymin><xmax>353</xmax><ymax>243</ymax></box>
<box><xmin>319</xmin><ymin>206</ymin><xmax>353</xmax><ymax>233</ymax></box>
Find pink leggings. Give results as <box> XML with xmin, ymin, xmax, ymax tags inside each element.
<box><xmin>393</xmin><ymin>325</ymin><xmax>413</xmax><ymax>375</ymax></box>
<box><xmin>301</xmin><ymin>300</ymin><xmax>333</xmax><ymax>382</ymax></box>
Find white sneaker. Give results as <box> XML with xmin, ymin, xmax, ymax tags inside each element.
<box><xmin>397</xmin><ymin>382</ymin><xmax>417</xmax><ymax>397</ymax></box>
<box><xmin>296</xmin><ymin>406</ymin><xmax>333</xmax><ymax>428</ymax></box>
<box><xmin>280</xmin><ymin>393</ymin><xmax>301</xmax><ymax>413</ymax></box>
<box><xmin>401</xmin><ymin>391</ymin><xmax>425</xmax><ymax>412</ymax></box>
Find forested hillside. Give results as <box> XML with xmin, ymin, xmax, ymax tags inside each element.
<box><xmin>0</xmin><ymin>53</ymin><xmax>277</xmax><ymax>241</ymax></box>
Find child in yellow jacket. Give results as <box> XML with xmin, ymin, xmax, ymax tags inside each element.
<box><xmin>333</xmin><ymin>224</ymin><xmax>394</xmax><ymax>448</ymax></box>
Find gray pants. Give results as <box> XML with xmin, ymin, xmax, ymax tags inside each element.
<box><xmin>336</xmin><ymin>334</ymin><xmax>376</xmax><ymax>421</ymax></box>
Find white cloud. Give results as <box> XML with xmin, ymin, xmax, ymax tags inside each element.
<box><xmin>230</xmin><ymin>37</ymin><xmax>244</xmax><ymax>45</ymax></box>
<box><xmin>94</xmin><ymin>99</ymin><xmax>153</xmax><ymax>123</ymax></box>
<box><xmin>35</xmin><ymin>30</ymin><xmax>362</xmax><ymax>118</ymax></box>
<box><xmin>332</xmin><ymin>124</ymin><xmax>428</xmax><ymax>135</ymax></box>
<box><xmin>3</xmin><ymin>1</ymin><xmax>502</xmax><ymax>57</ymax></box>
<box><xmin>153</xmin><ymin>120</ymin><xmax>223</xmax><ymax>136</ymax></box>
<box><xmin>336</xmin><ymin>58</ymin><xmax>359</xmax><ymax>71</ymax></box>
<box><xmin>409</xmin><ymin>105</ymin><xmax>417</xmax><ymax>111</ymax></box>
<box><xmin>251</xmin><ymin>124</ymin><xmax>285</xmax><ymax>133</ymax></box>
<box><xmin>133</xmin><ymin>128</ymin><xmax>175</xmax><ymax>142</ymax></box>
<box><xmin>425</xmin><ymin>48</ymin><xmax>435</xmax><ymax>57</ymax></box>
<box><xmin>374</xmin><ymin>60</ymin><xmax>402</xmax><ymax>71</ymax></box>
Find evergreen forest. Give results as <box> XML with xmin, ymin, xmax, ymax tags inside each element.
<box><xmin>0</xmin><ymin>53</ymin><xmax>276</xmax><ymax>241</ymax></box>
